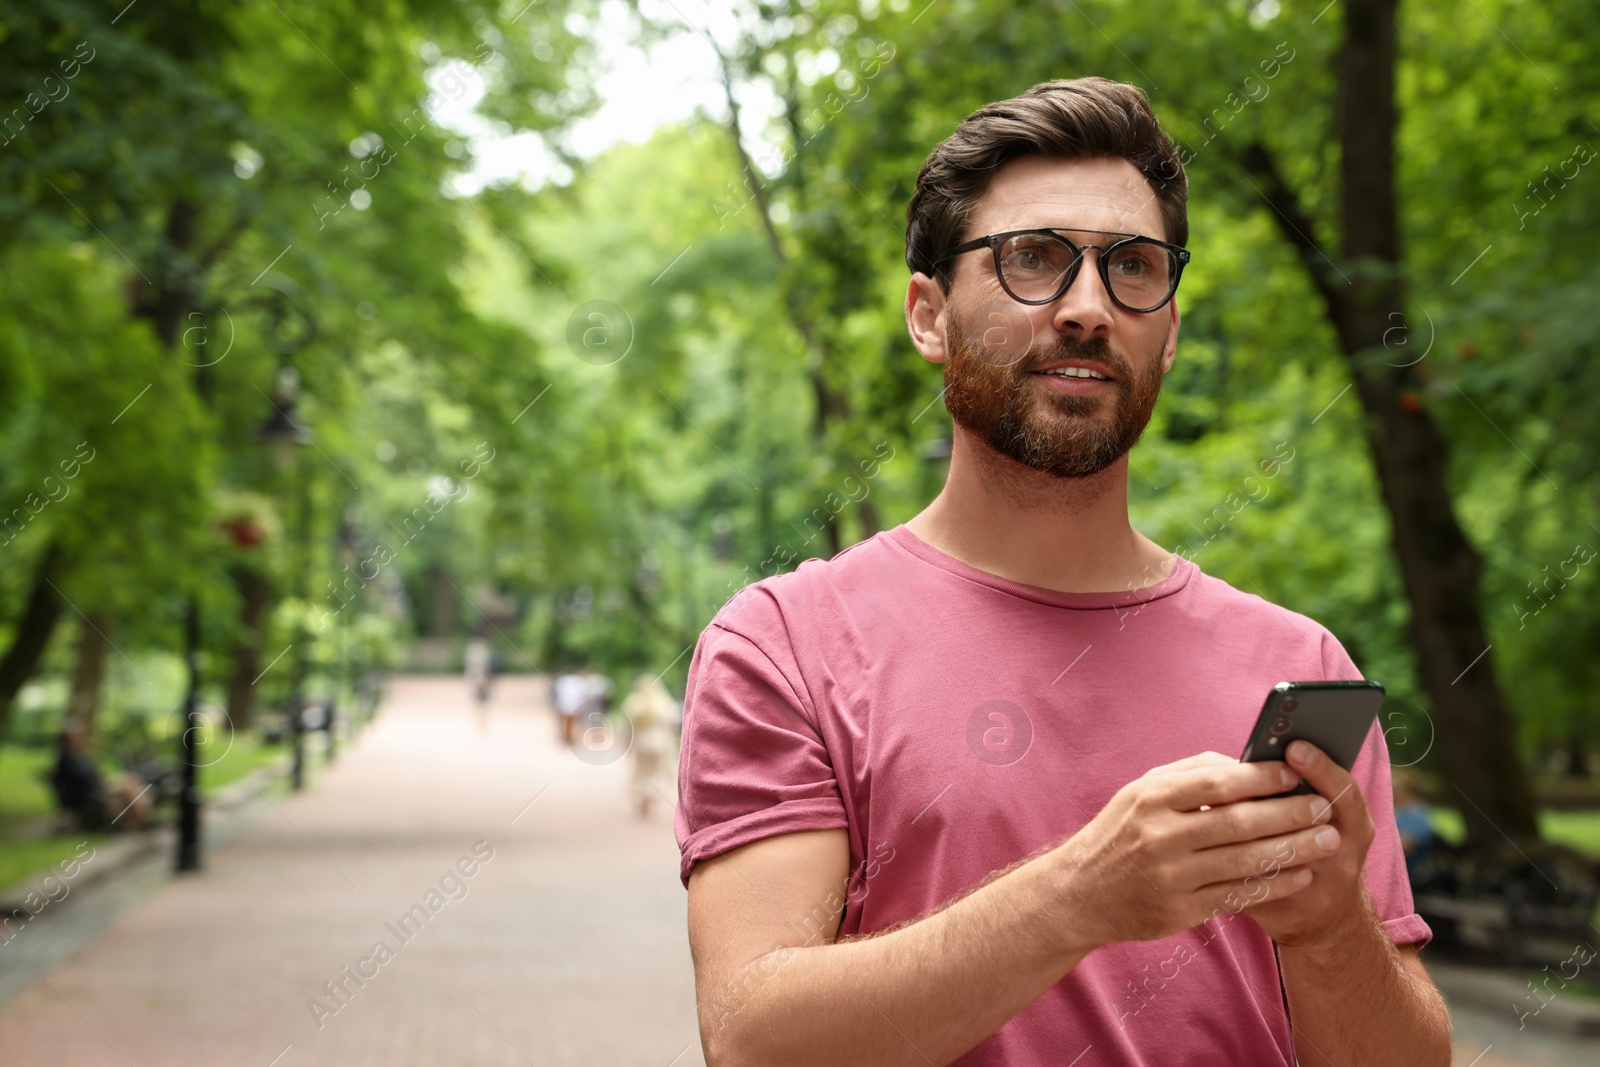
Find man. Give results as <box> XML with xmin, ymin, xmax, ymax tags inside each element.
<box><xmin>675</xmin><ymin>78</ymin><xmax>1450</xmax><ymax>1066</ymax></box>
<box><xmin>50</xmin><ymin>726</ymin><xmax>109</xmax><ymax>832</ymax></box>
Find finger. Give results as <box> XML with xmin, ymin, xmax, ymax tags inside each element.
<box><xmin>1142</xmin><ymin>751</ymin><xmax>1237</xmax><ymax>779</ymax></box>
<box><xmin>1179</xmin><ymin>792</ymin><xmax>1332</xmax><ymax>850</ymax></box>
<box><xmin>1285</xmin><ymin>741</ymin><xmax>1359</xmax><ymax>819</ymax></box>
<box><xmin>1186</xmin><ymin>823</ymin><xmax>1341</xmax><ymax>890</ymax></box>
<box><xmin>1187</xmin><ymin>864</ymin><xmax>1314</xmax><ymax>926</ymax></box>
<box><xmin>1156</xmin><ymin>760</ymin><xmax>1303</xmax><ymax>811</ymax></box>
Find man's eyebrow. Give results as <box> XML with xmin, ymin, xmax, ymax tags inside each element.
<box><xmin>1000</xmin><ymin>226</ymin><xmax>1143</xmax><ymax>240</ymax></box>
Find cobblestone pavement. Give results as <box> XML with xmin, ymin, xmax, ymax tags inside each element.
<box><xmin>0</xmin><ymin>674</ymin><xmax>704</xmax><ymax>1067</ymax></box>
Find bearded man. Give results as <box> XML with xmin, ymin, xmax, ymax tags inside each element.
<box><xmin>674</xmin><ymin>77</ymin><xmax>1450</xmax><ymax>1067</ymax></box>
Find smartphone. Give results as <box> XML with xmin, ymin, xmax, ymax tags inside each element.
<box><xmin>1239</xmin><ymin>681</ymin><xmax>1385</xmax><ymax>795</ymax></box>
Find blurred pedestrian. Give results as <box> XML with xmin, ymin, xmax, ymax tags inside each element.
<box><xmin>576</xmin><ymin>667</ymin><xmax>614</xmax><ymax>746</ymax></box>
<box><xmin>552</xmin><ymin>668</ymin><xmax>587</xmax><ymax>746</ymax></box>
<box><xmin>465</xmin><ymin>634</ymin><xmax>493</xmax><ymax>733</ymax></box>
<box><xmin>622</xmin><ymin>673</ymin><xmax>678</xmax><ymax>819</ymax></box>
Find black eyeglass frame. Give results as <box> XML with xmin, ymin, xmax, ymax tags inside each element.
<box><xmin>932</xmin><ymin>228</ymin><xmax>1192</xmax><ymax>314</ymax></box>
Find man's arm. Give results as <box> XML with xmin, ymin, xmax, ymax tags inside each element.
<box><xmin>687</xmin><ymin>827</ymin><xmax>1092</xmax><ymax>1067</ymax></box>
<box><xmin>1249</xmin><ymin>741</ymin><xmax>1451</xmax><ymax>1067</ymax></box>
<box><xmin>687</xmin><ymin>754</ymin><xmax>1331</xmax><ymax>1067</ymax></box>
<box><xmin>1283</xmin><ymin>926</ymin><xmax>1449</xmax><ymax>1066</ymax></box>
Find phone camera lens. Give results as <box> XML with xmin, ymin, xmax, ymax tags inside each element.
<box><xmin>1281</xmin><ymin>698</ymin><xmax>1299</xmax><ymax>713</ymax></box>
<box><xmin>1271</xmin><ymin>717</ymin><xmax>1293</xmax><ymax>735</ymax></box>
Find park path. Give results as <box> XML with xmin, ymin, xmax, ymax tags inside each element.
<box><xmin>0</xmin><ymin>674</ymin><xmax>705</xmax><ymax>1067</ymax></box>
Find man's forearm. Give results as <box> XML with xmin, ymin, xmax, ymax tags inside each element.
<box><xmin>1279</xmin><ymin>894</ymin><xmax>1451</xmax><ymax>1067</ymax></box>
<box><xmin>703</xmin><ymin>853</ymin><xmax>1090</xmax><ymax>1067</ymax></box>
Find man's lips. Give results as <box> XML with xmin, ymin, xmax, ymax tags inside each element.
<box><xmin>1028</xmin><ymin>360</ymin><xmax>1117</xmax><ymax>383</ymax></box>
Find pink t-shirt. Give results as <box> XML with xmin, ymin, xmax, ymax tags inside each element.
<box><xmin>676</xmin><ymin>524</ymin><xmax>1430</xmax><ymax>1066</ymax></box>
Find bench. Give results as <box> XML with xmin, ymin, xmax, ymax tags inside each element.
<box><xmin>1416</xmin><ymin>882</ymin><xmax>1600</xmax><ymax>967</ymax></box>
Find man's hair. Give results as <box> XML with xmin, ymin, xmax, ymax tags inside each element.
<box><xmin>905</xmin><ymin>77</ymin><xmax>1187</xmax><ymax>289</ymax></box>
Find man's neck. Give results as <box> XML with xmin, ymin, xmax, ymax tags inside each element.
<box><xmin>906</xmin><ymin>428</ymin><xmax>1174</xmax><ymax>594</ymax></box>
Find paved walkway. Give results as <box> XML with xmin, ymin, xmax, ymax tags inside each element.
<box><xmin>1</xmin><ymin>673</ymin><xmax>1596</xmax><ymax>1066</ymax></box>
<box><xmin>0</xmin><ymin>674</ymin><xmax>703</xmax><ymax>1067</ymax></box>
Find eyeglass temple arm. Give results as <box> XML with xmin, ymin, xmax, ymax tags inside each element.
<box><xmin>931</xmin><ymin>235</ymin><xmax>997</xmax><ymax>264</ymax></box>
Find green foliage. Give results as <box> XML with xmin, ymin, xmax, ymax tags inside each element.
<box><xmin>500</xmin><ymin>0</ymin><xmax>1594</xmax><ymax>770</ymax></box>
<box><xmin>2</xmin><ymin>0</ymin><xmax>1598</xmax><ymax>795</ymax></box>
<box><xmin>0</xmin><ymin>0</ymin><xmax>591</xmax><ymax>731</ymax></box>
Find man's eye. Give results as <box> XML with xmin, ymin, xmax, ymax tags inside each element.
<box><xmin>1007</xmin><ymin>246</ymin><xmax>1057</xmax><ymax>272</ymax></box>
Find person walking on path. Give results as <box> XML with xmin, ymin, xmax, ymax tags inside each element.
<box><xmin>575</xmin><ymin>667</ymin><xmax>614</xmax><ymax>750</ymax></box>
<box><xmin>463</xmin><ymin>634</ymin><xmax>493</xmax><ymax>734</ymax></box>
<box><xmin>552</xmin><ymin>667</ymin><xmax>587</xmax><ymax>746</ymax></box>
<box><xmin>674</xmin><ymin>77</ymin><xmax>1449</xmax><ymax>1067</ymax></box>
<box><xmin>622</xmin><ymin>673</ymin><xmax>678</xmax><ymax>820</ymax></box>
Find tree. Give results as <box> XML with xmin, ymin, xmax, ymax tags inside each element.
<box><xmin>1237</xmin><ymin>0</ymin><xmax>1538</xmax><ymax>841</ymax></box>
<box><xmin>0</xmin><ymin>0</ymin><xmax>590</xmax><ymax>740</ymax></box>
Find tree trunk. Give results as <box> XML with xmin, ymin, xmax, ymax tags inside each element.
<box><xmin>1336</xmin><ymin>0</ymin><xmax>1538</xmax><ymax>843</ymax></box>
<box><xmin>1244</xmin><ymin>0</ymin><xmax>1541</xmax><ymax>844</ymax></box>
<box><xmin>1563</xmin><ymin>733</ymin><xmax>1587</xmax><ymax>780</ymax></box>
<box><xmin>0</xmin><ymin>540</ymin><xmax>66</xmax><ymax>739</ymax></box>
<box><xmin>133</xmin><ymin>196</ymin><xmax>199</xmax><ymax>347</ymax></box>
<box><xmin>65</xmin><ymin>612</ymin><xmax>111</xmax><ymax>746</ymax></box>
<box><xmin>429</xmin><ymin>564</ymin><xmax>457</xmax><ymax>637</ymax></box>
<box><xmin>225</xmin><ymin>565</ymin><xmax>272</xmax><ymax>731</ymax></box>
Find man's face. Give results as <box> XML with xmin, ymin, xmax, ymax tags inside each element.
<box><xmin>927</xmin><ymin>156</ymin><xmax>1179</xmax><ymax>479</ymax></box>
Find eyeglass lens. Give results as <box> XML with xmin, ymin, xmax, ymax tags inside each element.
<box><xmin>996</xmin><ymin>233</ymin><xmax>1176</xmax><ymax>310</ymax></box>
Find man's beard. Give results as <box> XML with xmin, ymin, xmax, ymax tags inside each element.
<box><xmin>941</xmin><ymin>307</ymin><xmax>1166</xmax><ymax>480</ymax></box>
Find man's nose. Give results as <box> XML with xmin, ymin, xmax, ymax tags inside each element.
<box><xmin>1050</xmin><ymin>250</ymin><xmax>1116</xmax><ymax>340</ymax></box>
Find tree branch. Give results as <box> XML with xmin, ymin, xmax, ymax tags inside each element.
<box><xmin>706</xmin><ymin>32</ymin><xmax>787</xmax><ymax>265</ymax></box>
<box><xmin>1238</xmin><ymin>141</ymin><xmax>1351</xmax><ymax>345</ymax></box>
<box><xmin>199</xmin><ymin>206</ymin><xmax>256</xmax><ymax>271</ymax></box>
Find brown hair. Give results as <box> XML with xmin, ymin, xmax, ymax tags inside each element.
<box><xmin>905</xmin><ymin>77</ymin><xmax>1187</xmax><ymax>288</ymax></box>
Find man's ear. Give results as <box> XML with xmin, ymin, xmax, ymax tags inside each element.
<box><xmin>906</xmin><ymin>272</ymin><xmax>950</xmax><ymax>364</ymax></box>
<box><xmin>1159</xmin><ymin>297</ymin><xmax>1181</xmax><ymax>373</ymax></box>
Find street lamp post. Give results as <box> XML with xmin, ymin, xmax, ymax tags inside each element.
<box><xmin>256</xmin><ymin>364</ymin><xmax>314</xmax><ymax>791</ymax></box>
<box><xmin>250</xmin><ymin>276</ymin><xmax>318</xmax><ymax>795</ymax></box>
<box><xmin>172</xmin><ymin>279</ymin><xmax>317</xmax><ymax>874</ymax></box>
<box><xmin>175</xmin><ymin>600</ymin><xmax>203</xmax><ymax>871</ymax></box>
<box><xmin>328</xmin><ymin>518</ymin><xmax>360</xmax><ymax>763</ymax></box>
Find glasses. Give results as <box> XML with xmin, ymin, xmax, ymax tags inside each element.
<box><xmin>934</xmin><ymin>228</ymin><xmax>1191</xmax><ymax>314</ymax></box>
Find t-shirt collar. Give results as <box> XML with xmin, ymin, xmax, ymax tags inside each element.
<box><xmin>885</xmin><ymin>523</ymin><xmax>1196</xmax><ymax>610</ymax></box>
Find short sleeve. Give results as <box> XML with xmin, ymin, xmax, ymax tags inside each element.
<box><xmin>1321</xmin><ymin>631</ymin><xmax>1434</xmax><ymax>948</ymax></box>
<box><xmin>675</xmin><ymin>609</ymin><xmax>848</xmax><ymax>888</ymax></box>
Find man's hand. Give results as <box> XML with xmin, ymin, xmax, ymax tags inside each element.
<box><xmin>1049</xmin><ymin>750</ymin><xmax>1335</xmax><ymax>952</ymax></box>
<box><xmin>1243</xmin><ymin>739</ymin><xmax>1376</xmax><ymax>949</ymax></box>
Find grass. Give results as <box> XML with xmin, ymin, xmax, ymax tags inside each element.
<box><xmin>0</xmin><ymin>744</ymin><xmax>116</xmax><ymax>892</ymax></box>
<box><xmin>1539</xmin><ymin>811</ymin><xmax>1600</xmax><ymax>857</ymax></box>
<box><xmin>1429</xmin><ymin>807</ymin><xmax>1600</xmax><ymax>857</ymax></box>
<box><xmin>1544</xmin><ymin>974</ymin><xmax>1600</xmax><ymax>1004</ymax></box>
<box><xmin>198</xmin><ymin>731</ymin><xmax>289</xmax><ymax>799</ymax></box>
<box><xmin>0</xmin><ymin>745</ymin><xmax>57</xmax><ymax>820</ymax></box>
<box><xmin>0</xmin><ymin>834</ymin><xmax>107</xmax><ymax>893</ymax></box>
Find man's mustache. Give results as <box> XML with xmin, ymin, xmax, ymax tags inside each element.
<box><xmin>1014</xmin><ymin>337</ymin><xmax>1129</xmax><ymax>380</ymax></box>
